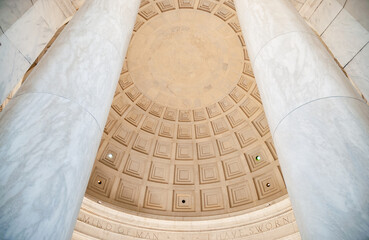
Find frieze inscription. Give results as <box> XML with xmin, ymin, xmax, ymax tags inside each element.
<box><xmin>76</xmin><ymin>209</ymin><xmax>296</xmax><ymax>240</ymax></box>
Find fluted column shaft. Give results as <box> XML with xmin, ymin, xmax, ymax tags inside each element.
<box><xmin>235</xmin><ymin>0</ymin><xmax>369</xmax><ymax>239</ymax></box>
<box><xmin>0</xmin><ymin>0</ymin><xmax>140</xmax><ymax>239</ymax></box>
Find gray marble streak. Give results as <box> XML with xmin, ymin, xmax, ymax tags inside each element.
<box><xmin>0</xmin><ymin>33</ymin><xmax>31</xmax><ymax>104</ymax></box>
<box><xmin>0</xmin><ymin>0</ymin><xmax>140</xmax><ymax>239</ymax></box>
<box><xmin>0</xmin><ymin>93</ymin><xmax>101</xmax><ymax>239</ymax></box>
<box><xmin>274</xmin><ymin>98</ymin><xmax>369</xmax><ymax>239</ymax></box>
<box><xmin>235</xmin><ymin>0</ymin><xmax>369</xmax><ymax>238</ymax></box>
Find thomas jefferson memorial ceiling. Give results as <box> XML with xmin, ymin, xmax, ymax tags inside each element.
<box><xmin>85</xmin><ymin>0</ymin><xmax>287</xmax><ymax>217</ymax></box>
<box><xmin>1</xmin><ymin>0</ymin><xmax>368</xmax><ymax>239</ymax></box>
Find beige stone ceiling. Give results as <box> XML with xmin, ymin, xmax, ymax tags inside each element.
<box><xmin>85</xmin><ymin>0</ymin><xmax>287</xmax><ymax>218</ymax></box>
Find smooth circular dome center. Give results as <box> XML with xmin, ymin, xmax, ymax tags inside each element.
<box><xmin>127</xmin><ymin>11</ymin><xmax>244</xmax><ymax>109</ymax></box>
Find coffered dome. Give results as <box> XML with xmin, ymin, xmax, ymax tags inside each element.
<box><xmin>85</xmin><ymin>0</ymin><xmax>287</xmax><ymax>218</ymax></box>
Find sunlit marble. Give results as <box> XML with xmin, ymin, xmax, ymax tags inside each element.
<box><xmin>0</xmin><ymin>0</ymin><xmax>140</xmax><ymax>239</ymax></box>
<box><xmin>235</xmin><ymin>0</ymin><xmax>369</xmax><ymax>238</ymax></box>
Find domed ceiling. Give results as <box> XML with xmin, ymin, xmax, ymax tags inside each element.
<box><xmin>85</xmin><ymin>0</ymin><xmax>287</xmax><ymax>218</ymax></box>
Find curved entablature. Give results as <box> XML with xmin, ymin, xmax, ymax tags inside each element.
<box><xmin>85</xmin><ymin>0</ymin><xmax>287</xmax><ymax>218</ymax></box>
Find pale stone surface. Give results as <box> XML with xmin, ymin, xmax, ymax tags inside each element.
<box><xmin>274</xmin><ymin>98</ymin><xmax>369</xmax><ymax>239</ymax></box>
<box><xmin>321</xmin><ymin>7</ymin><xmax>369</xmax><ymax>66</ymax></box>
<box><xmin>309</xmin><ymin>0</ymin><xmax>345</xmax><ymax>35</ymax></box>
<box><xmin>5</xmin><ymin>5</ymin><xmax>54</xmax><ymax>63</ymax></box>
<box><xmin>344</xmin><ymin>43</ymin><xmax>369</xmax><ymax>100</ymax></box>
<box><xmin>73</xmin><ymin>197</ymin><xmax>300</xmax><ymax>240</ymax></box>
<box><xmin>236</xmin><ymin>0</ymin><xmax>369</xmax><ymax>238</ymax></box>
<box><xmin>0</xmin><ymin>34</ymin><xmax>31</xmax><ymax>104</ymax></box>
<box><xmin>0</xmin><ymin>0</ymin><xmax>76</xmax><ymax>104</ymax></box>
<box><xmin>0</xmin><ymin>94</ymin><xmax>100</xmax><ymax>239</ymax></box>
<box><xmin>128</xmin><ymin>10</ymin><xmax>243</xmax><ymax>109</ymax></box>
<box><xmin>0</xmin><ymin>0</ymin><xmax>140</xmax><ymax>239</ymax></box>
<box><xmin>298</xmin><ymin>0</ymin><xmax>324</xmax><ymax>20</ymax></box>
<box><xmin>343</xmin><ymin>0</ymin><xmax>369</xmax><ymax>31</ymax></box>
<box><xmin>234</xmin><ymin>0</ymin><xmax>312</xmax><ymax>64</ymax></box>
<box><xmin>0</xmin><ymin>0</ymin><xmax>33</xmax><ymax>33</ymax></box>
<box><xmin>253</xmin><ymin>32</ymin><xmax>359</xmax><ymax>132</ymax></box>
<box><xmin>297</xmin><ymin>0</ymin><xmax>369</xmax><ymax>103</ymax></box>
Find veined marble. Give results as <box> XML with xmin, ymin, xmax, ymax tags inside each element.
<box><xmin>309</xmin><ymin>0</ymin><xmax>346</xmax><ymax>35</ymax></box>
<box><xmin>253</xmin><ymin>32</ymin><xmax>360</xmax><ymax>132</ymax></box>
<box><xmin>0</xmin><ymin>34</ymin><xmax>30</xmax><ymax>104</ymax></box>
<box><xmin>344</xmin><ymin>43</ymin><xmax>369</xmax><ymax>100</ymax></box>
<box><xmin>0</xmin><ymin>0</ymin><xmax>33</xmax><ymax>33</ymax></box>
<box><xmin>321</xmin><ymin>6</ymin><xmax>369</xmax><ymax>66</ymax></box>
<box><xmin>234</xmin><ymin>0</ymin><xmax>313</xmax><ymax>65</ymax></box>
<box><xmin>0</xmin><ymin>93</ymin><xmax>101</xmax><ymax>239</ymax></box>
<box><xmin>235</xmin><ymin>0</ymin><xmax>369</xmax><ymax>238</ymax></box>
<box><xmin>5</xmin><ymin>5</ymin><xmax>54</xmax><ymax>64</ymax></box>
<box><xmin>0</xmin><ymin>0</ymin><xmax>140</xmax><ymax>239</ymax></box>
<box><xmin>274</xmin><ymin>98</ymin><xmax>369</xmax><ymax>239</ymax></box>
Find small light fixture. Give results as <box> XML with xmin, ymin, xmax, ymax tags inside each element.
<box><xmin>97</xmin><ymin>200</ymin><xmax>102</xmax><ymax>204</ymax></box>
<box><xmin>182</xmin><ymin>200</ymin><xmax>186</xmax><ymax>204</ymax></box>
<box><xmin>107</xmin><ymin>153</ymin><xmax>113</xmax><ymax>159</ymax></box>
<box><xmin>266</xmin><ymin>183</ymin><xmax>271</xmax><ymax>187</ymax></box>
<box><xmin>255</xmin><ymin>155</ymin><xmax>261</xmax><ymax>161</ymax></box>
<box><xmin>97</xmin><ymin>180</ymin><xmax>102</xmax><ymax>184</ymax></box>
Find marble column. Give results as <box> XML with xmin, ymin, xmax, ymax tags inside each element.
<box><xmin>0</xmin><ymin>0</ymin><xmax>139</xmax><ymax>239</ymax></box>
<box><xmin>235</xmin><ymin>0</ymin><xmax>369</xmax><ymax>239</ymax></box>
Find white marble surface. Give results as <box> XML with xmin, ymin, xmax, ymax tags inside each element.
<box><xmin>253</xmin><ymin>32</ymin><xmax>360</xmax><ymax>132</ymax></box>
<box><xmin>73</xmin><ymin>197</ymin><xmax>300</xmax><ymax>240</ymax></box>
<box><xmin>33</xmin><ymin>0</ymin><xmax>68</xmax><ymax>31</ymax></box>
<box><xmin>298</xmin><ymin>0</ymin><xmax>324</xmax><ymax>20</ymax></box>
<box><xmin>344</xmin><ymin>0</ymin><xmax>369</xmax><ymax>31</ymax></box>
<box><xmin>0</xmin><ymin>0</ymin><xmax>140</xmax><ymax>239</ymax></box>
<box><xmin>1</xmin><ymin>0</ymin><xmax>77</xmax><ymax>105</ymax></box>
<box><xmin>5</xmin><ymin>5</ymin><xmax>54</xmax><ymax>63</ymax></box>
<box><xmin>274</xmin><ymin>97</ymin><xmax>369</xmax><ymax>239</ymax></box>
<box><xmin>0</xmin><ymin>34</ymin><xmax>31</xmax><ymax>104</ymax></box>
<box><xmin>0</xmin><ymin>0</ymin><xmax>33</xmax><ymax>33</ymax></box>
<box><xmin>309</xmin><ymin>0</ymin><xmax>346</xmax><ymax>35</ymax></box>
<box><xmin>0</xmin><ymin>93</ymin><xmax>101</xmax><ymax>239</ymax></box>
<box><xmin>17</xmin><ymin>0</ymin><xmax>139</xmax><ymax>129</ymax></box>
<box><xmin>235</xmin><ymin>0</ymin><xmax>313</xmax><ymax>65</ymax></box>
<box><xmin>345</xmin><ymin>42</ymin><xmax>369</xmax><ymax>100</ymax></box>
<box><xmin>235</xmin><ymin>0</ymin><xmax>369</xmax><ymax>238</ymax></box>
<box><xmin>321</xmin><ymin>7</ymin><xmax>369</xmax><ymax>66</ymax></box>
